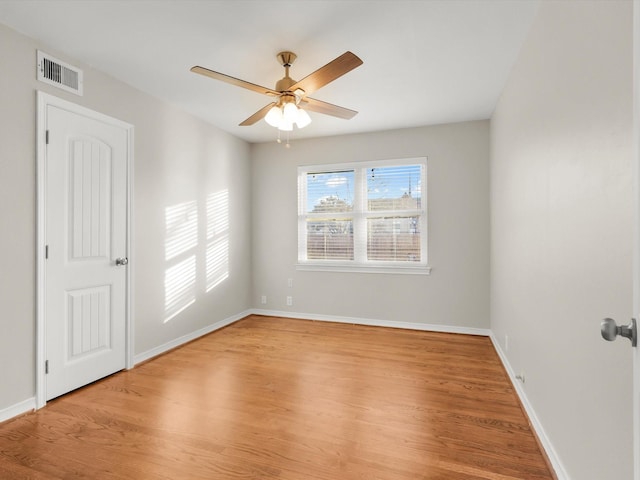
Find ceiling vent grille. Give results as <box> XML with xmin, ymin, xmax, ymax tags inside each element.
<box><xmin>37</xmin><ymin>51</ymin><xmax>83</xmax><ymax>96</ymax></box>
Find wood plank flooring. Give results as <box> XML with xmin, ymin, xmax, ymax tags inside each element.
<box><xmin>0</xmin><ymin>315</ymin><xmax>555</xmax><ymax>479</ymax></box>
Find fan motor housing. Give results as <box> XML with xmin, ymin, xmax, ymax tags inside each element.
<box><xmin>275</xmin><ymin>76</ymin><xmax>296</xmax><ymax>92</ymax></box>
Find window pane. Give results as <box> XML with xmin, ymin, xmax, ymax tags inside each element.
<box><xmin>306</xmin><ymin>171</ymin><xmax>354</xmax><ymax>213</ymax></box>
<box><xmin>367</xmin><ymin>217</ymin><xmax>421</xmax><ymax>262</ymax></box>
<box><xmin>367</xmin><ymin>165</ymin><xmax>422</xmax><ymax>211</ymax></box>
<box><xmin>307</xmin><ymin>219</ymin><xmax>354</xmax><ymax>260</ymax></box>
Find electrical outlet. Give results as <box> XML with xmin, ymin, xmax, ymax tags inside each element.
<box><xmin>286</xmin><ymin>296</ymin><xmax>293</xmax><ymax>306</ymax></box>
<box><xmin>261</xmin><ymin>295</ymin><xmax>267</xmax><ymax>305</ymax></box>
<box><xmin>287</xmin><ymin>278</ymin><xmax>293</xmax><ymax>288</ymax></box>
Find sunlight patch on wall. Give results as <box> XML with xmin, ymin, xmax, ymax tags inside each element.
<box><xmin>206</xmin><ymin>235</ymin><xmax>229</xmax><ymax>292</ymax></box>
<box><xmin>207</xmin><ymin>190</ymin><xmax>229</xmax><ymax>238</ymax></box>
<box><xmin>165</xmin><ymin>201</ymin><xmax>198</xmax><ymax>261</ymax></box>
<box><xmin>206</xmin><ymin>190</ymin><xmax>229</xmax><ymax>292</ymax></box>
<box><xmin>164</xmin><ymin>255</ymin><xmax>196</xmax><ymax>322</ymax></box>
<box><xmin>163</xmin><ymin>191</ymin><xmax>230</xmax><ymax>321</ymax></box>
<box><xmin>164</xmin><ymin>200</ymin><xmax>198</xmax><ymax>322</ymax></box>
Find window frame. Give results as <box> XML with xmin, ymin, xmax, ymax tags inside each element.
<box><xmin>297</xmin><ymin>157</ymin><xmax>430</xmax><ymax>275</ymax></box>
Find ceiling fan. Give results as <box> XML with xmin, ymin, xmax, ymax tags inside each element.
<box><xmin>190</xmin><ymin>51</ymin><xmax>363</xmax><ymax>132</ymax></box>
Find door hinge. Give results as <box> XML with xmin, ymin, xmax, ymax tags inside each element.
<box><xmin>45</xmin><ymin>130</ymin><xmax>49</xmax><ymax>145</ymax></box>
<box><xmin>45</xmin><ymin>245</ymin><xmax>49</xmax><ymax>259</ymax></box>
<box><xmin>45</xmin><ymin>360</ymin><xmax>49</xmax><ymax>374</ymax></box>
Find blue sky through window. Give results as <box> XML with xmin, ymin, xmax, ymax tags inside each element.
<box><xmin>368</xmin><ymin>165</ymin><xmax>422</xmax><ymax>200</ymax></box>
<box><xmin>306</xmin><ymin>165</ymin><xmax>422</xmax><ymax>212</ymax></box>
<box><xmin>306</xmin><ymin>171</ymin><xmax>354</xmax><ymax>212</ymax></box>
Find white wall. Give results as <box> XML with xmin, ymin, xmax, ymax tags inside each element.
<box><xmin>491</xmin><ymin>2</ymin><xmax>633</xmax><ymax>479</ymax></box>
<box><xmin>251</xmin><ymin>121</ymin><xmax>490</xmax><ymax>329</ymax></box>
<box><xmin>0</xmin><ymin>23</ymin><xmax>252</xmax><ymax>412</ymax></box>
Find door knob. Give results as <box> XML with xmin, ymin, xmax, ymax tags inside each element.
<box><xmin>601</xmin><ymin>317</ymin><xmax>637</xmax><ymax>347</ymax></box>
<box><xmin>115</xmin><ymin>257</ymin><xmax>128</xmax><ymax>266</ymax></box>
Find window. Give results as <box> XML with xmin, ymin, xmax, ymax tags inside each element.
<box><xmin>297</xmin><ymin>158</ymin><xmax>429</xmax><ymax>274</ymax></box>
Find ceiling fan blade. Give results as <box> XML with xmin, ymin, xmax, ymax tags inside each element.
<box><xmin>289</xmin><ymin>51</ymin><xmax>363</xmax><ymax>96</ymax></box>
<box><xmin>239</xmin><ymin>102</ymin><xmax>277</xmax><ymax>126</ymax></box>
<box><xmin>300</xmin><ymin>97</ymin><xmax>358</xmax><ymax>120</ymax></box>
<box><xmin>190</xmin><ymin>66</ymin><xmax>279</xmax><ymax>96</ymax></box>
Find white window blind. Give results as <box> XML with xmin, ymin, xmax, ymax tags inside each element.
<box><xmin>298</xmin><ymin>158</ymin><xmax>428</xmax><ymax>273</ymax></box>
<box><xmin>366</xmin><ymin>165</ymin><xmax>422</xmax><ymax>262</ymax></box>
<box><xmin>304</xmin><ymin>170</ymin><xmax>355</xmax><ymax>260</ymax></box>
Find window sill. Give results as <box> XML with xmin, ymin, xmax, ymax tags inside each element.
<box><xmin>296</xmin><ymin>262</ymin><xmax>432</xmax><ymax>275</ymax></box>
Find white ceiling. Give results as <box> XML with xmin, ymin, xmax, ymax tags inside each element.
<box><xmin>0</xmin><ymin>0</ymin><xmax>539</xmax><ymax>144</ymax></box>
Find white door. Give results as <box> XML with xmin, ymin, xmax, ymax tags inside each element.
<box><xmin>42</xmin><ymin>97</ymin><xmax>130</xmax><ymax>401</ymax></box>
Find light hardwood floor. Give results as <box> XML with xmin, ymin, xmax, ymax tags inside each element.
<box><xmin>0</xmin><ymin>315</ymin><xmax>555</xmax><ymax>479</ymax></box>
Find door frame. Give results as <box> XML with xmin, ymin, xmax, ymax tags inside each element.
<box><xmin>35</xmin><ymin>91</ymin><xmax>134</xmax><ymax>409</ymax></box>
<box><xmin>634</xmin><ymin>1</ymin><xmax>640</xmax><ymax>478</ymax></box>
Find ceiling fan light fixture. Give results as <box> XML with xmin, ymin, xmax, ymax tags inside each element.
<box><xmin>283</xmin><ymin>102</ymin><xmax>299</xmax><ymax>123</ymax></box>
<box><xmin>265</xmin><ymin>103</ymin><xmax>311</xmax><ymax>131</ymax></box>
<box><xmin>295</xmin><ymin>108</ymin><xmax>312</xmax><ymax>128</ymax></box>
<box><xmin>265</xmin><ymin>105</ymin><xmax>283</xmax><ymax>127</ymax></box>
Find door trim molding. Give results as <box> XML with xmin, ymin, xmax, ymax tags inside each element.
<box><xmin>634</xmin><ymin>2</ymin><xmax>640</xmax><ymax>478</ymax></box>
<box><xmin>36</xmin><ymin>91</ymin><xmax>134</xmax><ymax>409</ymax></box>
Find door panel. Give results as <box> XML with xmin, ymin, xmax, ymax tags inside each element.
<box><xmin>45</xmin><ymin>105</ymin><xmax>128</xmax><ymax>401</ymax></box>
<box><xmin>67</xmin><ymin>286</ymin><xmax>111</xmax><ymax>358</ymax></box>
<box><xmin>69</xmin><ymin>139</ymin><xmax>111</xmax><ymax>260</ymax></box>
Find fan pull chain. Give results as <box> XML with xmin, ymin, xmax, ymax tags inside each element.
<box><xmin>275</xmin><ymin>129</ymin><xmax>291</xmax><ymax>148</ymax></box>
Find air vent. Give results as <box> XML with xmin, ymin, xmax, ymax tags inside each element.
<box><xmin>37</xmin><ymin>51</ymin><xmax>83</xmax><ymax>96</ymax></box>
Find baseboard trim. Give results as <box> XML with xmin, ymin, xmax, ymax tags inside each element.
<box><xmin>0</xmin><ymin>397</ymin><xmax>35</xmax><ymax>424</ymax></box>
<box><xmin>133</xmin><ymin>310</ymin><xmax>252</xmax><ymax>365</ymax></box>
<box><xmin>489</xmin><ymin>334</ymin><xmax>569</xmax><ymax>480</ymax></box>
<box><xmin>249</xmin><ymin>309</ymin><xmax>491</xmax><ymax>337</ymax></box>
